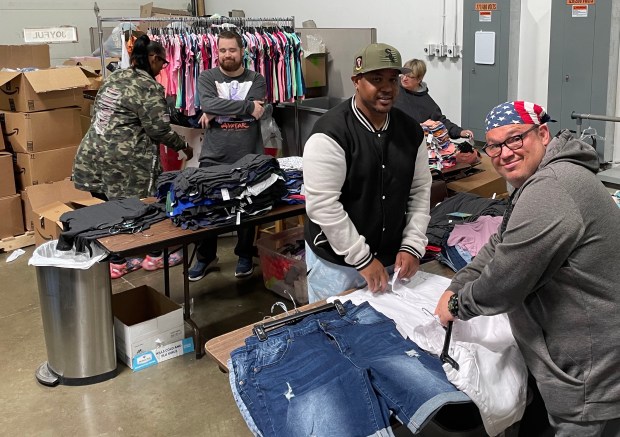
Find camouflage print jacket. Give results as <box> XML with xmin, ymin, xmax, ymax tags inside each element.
<box><xmin>73</xmin><ymin>68</ymin><xmax>185</xmax><ymax>199</ymax></box>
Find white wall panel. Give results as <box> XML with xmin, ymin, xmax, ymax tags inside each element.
<box><xmin>0</xmin><ymin>1</ymin><xmax>190</xmax><ymax>65</ymax></box>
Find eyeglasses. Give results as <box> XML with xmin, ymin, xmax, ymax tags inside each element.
<box><xmin>151</xmin><ymin>54</ymin><xmax>169</xmax><ymax>66</ymax></box>
<box><xmin>400</xmin><ymin>74</ymin><xmax>418</xmax><ymax>80</ymax></box>
<box><xmin>482</xmin><ymin>125</ymin><xmax>539</xmax><ymax>158</ymax></box>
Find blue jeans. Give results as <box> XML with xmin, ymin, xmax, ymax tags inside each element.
<box><xmin>230</xmin><ymin>301</ymin><xmax>470</xmax><ymax>436</ymax></box>
<box><xmin>305</xmin><ymin>243</ymin><xmax>394</xmax><ymax>303</ymax></box>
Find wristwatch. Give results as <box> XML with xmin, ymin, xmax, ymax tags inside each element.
<box><xmin>447</xmin><ymin>294</ymin><xmax>459</xmax><ymax>318</ymax></box>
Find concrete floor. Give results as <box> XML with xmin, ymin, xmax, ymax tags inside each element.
<box><xmin>0</xmin><ymin>234</ymin><xmax>288</xmax><ymax>436</ymax></box>
<box><xmin>0</xmin><ymin>233</ymin><xmax>555</xmax><ymax>436</ymax></box>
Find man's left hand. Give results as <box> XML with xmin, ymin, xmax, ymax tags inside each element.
<box><xmin>394</xmin><ymin>251</ymin><xmax>420</xmax><ymax>279</ymax></box>
<box><xmin>460</xmin><ymin>130</ymin><xmax>474</xmax><ymax>140</ymax></box>
<box><xmin>435</xmin><ymin>290</ymin><xmax>456</xmax><ymax>326</ymax></box>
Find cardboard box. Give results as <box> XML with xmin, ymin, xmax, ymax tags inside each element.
<box><xmin>0</xmin><ymin>67</ymin><xmax>90</xmax><ymax>112</ymax></box>
<box><xmin>447</xmin><ymin>155</ymin><xmax>507</xmax><ymax>198</ymax></box>
<box><xmin>112</xmin><ymin>285</ymin><xmax>185</xmax><ymax>370</ymax></box>
<box><xmin>22</xmin><ymin>178</ymin><xmax>100</xmax><ymax>239</ymax></box>
<box><xmin>302</xmin><ymin>53</ymin><xmax>327</xmax><ymax>88</ymax></box>
<box><xmin>80</xmin><ymin>90</ymin><xmax>97</xmax><ymax>117</ymax></box>
<box><xmin>0</xmin><ymin>44</ymin><xmax>50</xmax><ymax>69</ymax></box>
<box><xmin>80</xmin><ymin>115</ymin><xmax>91</xmax><ymax>137</ymax></box>
<box><xmin>1</xmin><ymin>108</ymin><xmax>82</xmax><ymax>153</ymax></box>
<box><xmin>0</xmin><ymin>194</ymin><xmax>25</xmax><ymax>239</ymax></box>
<box><xmin>15</xmin><ymin>145</ymin><xmax>78</xmax><ymax>189</ymax></box>
<box><xmin>140</xmin><ymin>2</ymin><xmax>191</xmax><ymax>17</ymax></box>
<box><xmin>63</xmin><ymin>57</ymin><xmax>119</xmax><ymax>76</ymax></box>
<box><xmin>0</xmin><ymin>152</ymin><xmax>16</xmax><ymax>197</ymax></box>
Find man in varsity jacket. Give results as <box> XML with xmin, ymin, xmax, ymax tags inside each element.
<box><xmin>303</xmin><ymin>43</ymin><xmax>432</xmax><ymax>303</ymax></box>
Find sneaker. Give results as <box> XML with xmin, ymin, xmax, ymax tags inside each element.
<box><xmin>188</xmin><ymin>256</ymin><xmax>219</xmax><ymax>282</ymax></box>
<box><xmin>110</xmin><ymin>257</ymin><xmax>143</xmax><ymax>279</ymax></box>
<box><xmin>235</xmin><ymin>257</ymin><xmax>254</xmax><ymax>278</ymax></box>
<box><xmin>142</xmin><ymin>249</ymin><xmax>183</xmax><ymax>271</ymax></box>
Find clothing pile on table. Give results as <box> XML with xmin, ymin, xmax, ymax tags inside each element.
<box><xmin>424</xmin><ymin>122</ymin><xmax>457</xmax><ymax>171</ymax></box>
<box><xmin>56</xmin><ymin>198</ymin><xmax>167</xmax><ymax>253</ymax></box>
<box><xmin>425</xmin><ymin>192</ymin><xmax>508</xmax><ymax>271</ymax></box>
<box><xmin>229</xmin><ymin>271</ymin><xmax>527</xmax><ymax>437</ymax></box>
<box><xmin>276</xmin><ymin>156</ymin><xmax>304</xmax><ymax>204</ymax></box>
<box><xmin>156</xmin><ymin>154</ymin><xmax>288</xmax><ymax>230</ymax></box>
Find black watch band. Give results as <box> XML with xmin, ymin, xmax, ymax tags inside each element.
<box><xmin>447</xmin><ymin>294</ymin><xmax>459</xmax><ymax>318</ymax></box>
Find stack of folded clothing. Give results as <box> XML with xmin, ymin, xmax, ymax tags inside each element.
<box><xmin>156</xmin><ymin>154</ymin><xmax>288</xmax><ymax>230</ymax></box>
<box><xmin>277</xmin><ymin>156</ymin><xmax>304</xmax><ymax>204</ymax></box>
<box><xmin>424</xmin><ymin>122</ymin><xmax>457</xmax><ymax>171</ymax></box>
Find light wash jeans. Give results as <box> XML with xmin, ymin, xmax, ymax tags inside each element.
<box><xmin>305</xmin><ymin>242</ymin><xmax>394</xmax><ymax>303</ymax></box>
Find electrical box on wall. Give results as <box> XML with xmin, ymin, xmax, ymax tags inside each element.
<box><xmin>461</xmin><ymin>0</ymin><xmax>521</xmax><ymax>140</ymax></box>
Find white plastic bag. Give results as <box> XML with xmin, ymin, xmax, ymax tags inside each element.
<box><xmin>261</xmin><ymin>105</ymin><xmax>283</xmax><ymax>157</ymax></box>
<box><xmin>29</xmin><ymin>240</ymin><xmax>108</xmax><ymax>270</ymax></box>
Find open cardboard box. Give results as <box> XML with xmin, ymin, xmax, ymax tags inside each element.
<box><xmin>21</xmin><ymin>179</ymin><xmax>103</xmax><ymax>245</ymax></box>
<box><xmin>112</xmin><ymin>285</ymin><xmax>191</xmax><ymax>371</ymax></box>
<box><xmin>0</xmin><ymin>66</ymin><xmax>90</xmax><ymax>112</ymax></box>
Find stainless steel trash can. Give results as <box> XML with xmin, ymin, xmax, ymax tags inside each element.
<box><xmin>34</xmin><ymin>257</ymin><xmax>117</xmax><ymax>386</ymax></box>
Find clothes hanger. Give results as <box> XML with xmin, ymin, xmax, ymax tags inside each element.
<box><xmin>252</xmin><ymin>299</ymin><xmax>347</xmax><ymax>341</ymax></box>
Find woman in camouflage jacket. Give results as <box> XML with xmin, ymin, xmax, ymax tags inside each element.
<box><xmin>73</xmin><ymin>34</ymin><xmax>192</xmax><ymax>199</ymax></box>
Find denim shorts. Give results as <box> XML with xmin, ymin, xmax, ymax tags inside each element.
<box><xmin>230</xmin><ymin>301</ymin><xmax>470</xmax><ymax>436</ymax></box>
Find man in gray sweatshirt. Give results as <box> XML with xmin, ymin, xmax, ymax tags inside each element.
<box><xmin>435</xmin><ymin>101</ymin><xmax>620</xmax><ymax>436</ymax></box>
<box><xmin>188</xmin><ymin>30</ymin><xmax>267</xmax><ymax>281</ymax></box>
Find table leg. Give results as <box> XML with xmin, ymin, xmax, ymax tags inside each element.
<box><xmin>163</xmin><ymin>247</ymin><xmax>170</xmax><ymax>298</ymax></box>
<box><xmin>182</xmin><ymin>244</ymin><xmax>204</xmax><ymax>358</ymax></box>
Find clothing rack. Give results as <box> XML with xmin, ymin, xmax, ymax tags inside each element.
<box><xmin>93</xmin><ymin>2</ymin><xmax>294</xmax><ymax>78</ymax></box>
<box><xmin>571</xmin><ymin>111</ymin><xmax>620</xmax><ymax>137</ymax></box>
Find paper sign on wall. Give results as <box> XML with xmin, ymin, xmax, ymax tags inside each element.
<box><xmin>479</xmin><ymin>11</ymin><xmax>492</xmax><ymax>22</ymax></box>
<box><xmin>572</xmin><ymin>5</ymin><xmax>589</xmax><ymax>17</ymax></box>
<box><xmin>23</xmin><ymin>27</ymin><xmax>78</xmax><ymax>44</ymax></box>
<box><xmin>474</xmin><ymin>31</ymin><xmax>495</xmax><ymax>65</ymax></box>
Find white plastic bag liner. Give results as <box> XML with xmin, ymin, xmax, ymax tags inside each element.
<box><xmin>29</xmin><ymin>240</ymin><xmax>109</xmax><ymax>270</ymax></box>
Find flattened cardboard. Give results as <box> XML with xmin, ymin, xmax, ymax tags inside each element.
<box><xmin>0</xmin><ymin>194</ymin><xmax>24</xmax><ymax>239</ymax></box>
<box><xmin>2</xmin><ymin>108</ymin><xmax>81</xmax><ymax>153</ymax></box>
<box><xmin>15</xmin><ymin>146</ymin><xmax>78</xmax><ymax>189</ymax></box>
<box><xmin>80</xmin><ymin>115</ymin><xmax>91</xmax><ymax>137</ymax></box>
<box><xmin>0</xmin><ymin>44</ymin><xmax>50</xmax><ymax>69</ymax></box>
<box><xmin>112</xmin><ymin>285</ymin><xmax>184</xmax><ymax>369</ymax></box>
<box><xmin>0</xmin><ymin>67</ymin><xmax>90</xmax><ymax>112</ymax></box>
<box><xmin>0</xmin><ymin>152</ymin><xmax>16</xmax><ymax>198</ymax></box>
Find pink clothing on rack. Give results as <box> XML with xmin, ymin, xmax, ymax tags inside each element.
<box><xmin>184</xmin><ymin>34</ymin><xmax>196</xmax><ymax>116</ymax></box>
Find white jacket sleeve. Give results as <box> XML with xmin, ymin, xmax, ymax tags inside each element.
<box><xmin>400</xmin><ymin>138</ymin><xmax>432</xmax><ymax>258</ymax></box>
<box><xmin>303</xmin><ymin>133</ymin><xmax>372</xmax><ymax>267</ymax></box>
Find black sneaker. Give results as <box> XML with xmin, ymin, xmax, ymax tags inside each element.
<box><xmin>235</xmin><ymin>257</ymin><xmax>254</xmax><ymax>278</ymax></box>
<box><xmin>188</xmin><ymin>257</ymin><xmax>218</xmax><ymax>282</ymax></box>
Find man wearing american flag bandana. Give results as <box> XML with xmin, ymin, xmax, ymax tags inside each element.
<box><xmin>435</xmin><ymin>101</ymin><xmax>620</xmax><ymax>436</ymax></box>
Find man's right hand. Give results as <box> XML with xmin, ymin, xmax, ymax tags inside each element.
<box><xmin>360</xmin><ymin>258</ymin><xmax>389</xmax><ymax>293</ymax></box>
<box><xmin>251</xmin><ymin>100</ymin><xmax>265</xmax><ymax>120</ymax></box>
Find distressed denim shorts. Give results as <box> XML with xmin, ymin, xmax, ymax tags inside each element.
<box><xmin>230</xmin><ymin>301</ymin><xmax>470</xmax><ymax>436</ymax></box>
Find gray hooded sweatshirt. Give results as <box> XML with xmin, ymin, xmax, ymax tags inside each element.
<box><xmin>450</xmin><ymin>130</ymin><xmax>620</xmax><ymax>421</ymax></box>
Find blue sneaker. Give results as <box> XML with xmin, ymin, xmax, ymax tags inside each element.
<box><xmin>188</xmin><ymin>257</ymin><xmax>218</xmax><ymax>282</ymax></box>
<box><xmin>235</xmin><ymin>257</ymin><xmax>254</xmax><ymax>278</ymax></box>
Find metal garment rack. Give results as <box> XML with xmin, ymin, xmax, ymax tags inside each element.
<box><xmin>571</xmin><ymin>111</ymin><xmax>620</xmax><ymax>185</ymax></box>
<box><xmin>93</xmin><ymin>2</ymin><xmax>294</xmax><ymax>78</ymax></box>
<box><xmin>571</xmin><ymin>111</ymin><xmax>620</xmax><ymax>137</ymax></box>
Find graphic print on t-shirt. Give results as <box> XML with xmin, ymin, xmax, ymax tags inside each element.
<box><xmin>215</xmin><ymin>79</ymin><xmax>255</xmax><ymax>127</ymax></box>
